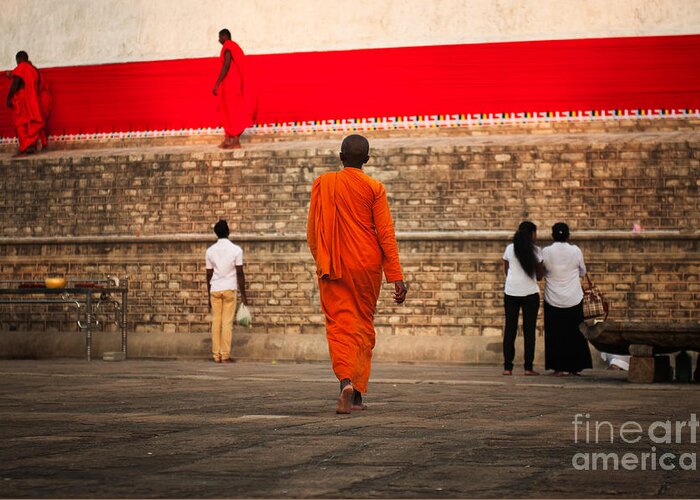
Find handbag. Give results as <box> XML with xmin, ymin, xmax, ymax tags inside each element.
<box><xmin>236</xmin><ymin>303</ymin><xmax>252</xmax><ymax>328</ymax></box>
<box><xmin>582</xmin><ymin>275</ymin><xmax>609</xmax><ymax>321</ymax></box>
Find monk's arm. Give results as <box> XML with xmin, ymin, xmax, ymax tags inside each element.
<box><xmin>212</xmin><ymin>50</ymin><xmax>232</xmax><ymax>95</ymax></box>
<box><xmin>373</xmin><ymin>185</ymin><xmax>406</xmax><ymax>304</ymax></box>
<box><xmin>6</xmin><ymin>76</ymin><xmax>22</xmax><ymax>107</ymax></box>
<box><xmin>306</xmin><ymin>180</ymin><xmax>319</xmax><ymax>261</ymax></box>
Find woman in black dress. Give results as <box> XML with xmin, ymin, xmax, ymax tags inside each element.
<box><xmin>541</xmin><ymin>223</ymin><xmax>592</xmax><ymax>375</ymax></box>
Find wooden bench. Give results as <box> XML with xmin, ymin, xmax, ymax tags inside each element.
<box><xmin>580</xmin><ymin>321</ymin><xmax>700</xmax><ymax>383</ymax></box>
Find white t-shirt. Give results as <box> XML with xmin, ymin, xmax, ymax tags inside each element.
<box><xmin>205</xmin><ymin>239</ymin><xmax>244</xmax><ymax>293</ymax></box>
<box><xmin>502</xmin><ymin>243</ymin><xmax>542</xmax><ymax>296</ymax></box>
<box><xmin>542</xmin><ymin>242</ymin><xmax>586</xmax><ymax>308</ymax></box>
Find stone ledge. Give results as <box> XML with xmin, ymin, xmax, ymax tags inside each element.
<box><xmin>1</xmin><ymin>230</ymin><xmax>697</xmax><ymax>246</ymax></box>
<box><xmin>0</xmin><ymin>330</ymin><xmax>561</xmax><ymax>365</ymax></box>
<box><xmin>2</xmin><ymin>123</ymin><xmax>700</xmax><ymax>162</ymax></box>
<box><xmin>3</xmin><ymin>115</ymin><xmax>700</xmax><ymax>150</ymax></box>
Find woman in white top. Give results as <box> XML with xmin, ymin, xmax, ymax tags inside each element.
<box><xmin>541</xmin><ymin>222</ymin><xmax>592</xmax><ymax>376</ymax></box>
<box><xmin>502</xmin><ymin>221</ymin><xmax>544</xmax><ymax>376</ymax></box>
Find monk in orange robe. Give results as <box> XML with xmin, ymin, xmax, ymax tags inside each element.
<box><xmin>212</xmin><ymin>29</ymin><xmax>255</xmax><ymax>149</ymax></box>
<box><xmin>307</xmin><ymin>135</ymin><xmax>407</xmax><ymax>414</ymax></box>
<box><xmin>5</xmin><ymin>51</ymin><xmax>49</xmax><ymax>156</ymax></box>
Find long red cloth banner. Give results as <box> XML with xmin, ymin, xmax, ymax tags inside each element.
<box><xmin>1</xmin><ymin>34</ymin><xmax>699</xmax><ymax>139</ymax></box>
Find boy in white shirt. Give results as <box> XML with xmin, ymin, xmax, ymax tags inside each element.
<box><xmin>205</xmin><ymin>220</ymin><xmax>249</xmax><ymax>363</ymax></box>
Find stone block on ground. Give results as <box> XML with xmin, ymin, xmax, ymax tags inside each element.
<box><xmin>628</xmin><ymin>354</ymin><xmax>672</xmax><ymax>384</ymax></box>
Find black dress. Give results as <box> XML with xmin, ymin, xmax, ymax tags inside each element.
<box><xmin>544</xmin><ymin>300</ymin><xmax>592</xmax><ymax>372</ymax></box>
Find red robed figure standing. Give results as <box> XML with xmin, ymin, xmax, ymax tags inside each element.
<box><xmin>5</xmin><ymin>51</ymin><xmax>51</xmax><ymax>155</ymax></box>
<box><xmin>307</xmin><ymin>135</ymin><xmax>407</xmax><ymax>414</ymax></box>
<box><xmin>213</xmin><ymin>28</ymin><xmax>255</xmax><ymax>149</ymax></box>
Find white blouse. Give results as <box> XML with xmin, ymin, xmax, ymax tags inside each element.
<box><xmin>502</xmin><ymin>243</ymin><xmax>542</xmax><ymax>297</ymax></box>
<box><xmin>542</xmin><ymin>242</ymin><xmax>586</xmax><ymax>308</ymax></box>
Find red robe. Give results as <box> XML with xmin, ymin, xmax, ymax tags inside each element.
<box><xmin>218</xmin><ymin>40</ymin><xmax>255</xmax><ymax>136</ymax></box>
<box><xmin>10</xmin><ymin>62</ymin><xmax>47</xmax><ymax>152</ymax></box>
<box><xmin>38</xmin><ymin>76</ymin><xmax>52</xmax><ymax>133</ymax></box>
<box><xmin>307</xmin><ymin>167</ymin><xmax>404</xmax><ymax>394</ymax></box>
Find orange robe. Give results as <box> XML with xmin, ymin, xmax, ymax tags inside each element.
<box><xmin>218</xmin><ymin>40</ymin><xmax>255</xmax><ymax>136</ymax></box>
<box><xmin>307</xmin><ymin>167</ymin><xmax>403</xmax><ymax>394</ymax></box>
<box><xmin>10</xmin><ymin>62</ymin><xmax>47</xmax><ymax>152</ymax></box>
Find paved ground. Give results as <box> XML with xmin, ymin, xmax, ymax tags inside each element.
<box><xmin>1</xmin><ymin>360</ymin><xmax>698</xmax><ymax>498</ymax></box>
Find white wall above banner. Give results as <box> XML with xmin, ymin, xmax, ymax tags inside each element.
<box><xmin>2</xmin><ymin>0</ymin><xmax>700</xmax><ymax>68</ymax></box>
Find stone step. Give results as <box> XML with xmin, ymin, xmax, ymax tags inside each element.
<box><xmin>2</xmin><ymin>116</ymin><xmax>699</xmax><ymax>154</ymax></box>
<box><xmin>1</xmin><ymin>128</ymin><xmax>698</xmax><ymax>238</ymax></box>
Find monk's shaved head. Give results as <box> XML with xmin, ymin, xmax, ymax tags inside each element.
<box><xmin>340</xmin><ymin>134</ymin><xmax>370</xmax><ymax>168</ymax></box>
<box><xmin>15</xmin><ymin>51</ymin><xmax>29</xmax><ymax>63</ymax></box>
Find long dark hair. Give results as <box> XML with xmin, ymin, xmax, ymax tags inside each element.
<box><xmin>513</xmin><ymin>221</ymin><xmax>538</xmax><ymax>278</ymax></box>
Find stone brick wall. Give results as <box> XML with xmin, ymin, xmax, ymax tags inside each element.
<box><xmin>0</xmin><ymin>236</ymin><xmax>698</xmax><ymax>339</ymax></box>
<box><xmin>2</xmin><ymin>132</ymin><xmax>698</xmax><ymax>238</ymax></box>
<box><xmin>0</xmin><ymin>125</ymin><xmax>698</xmax><ymax>345</ymax></box>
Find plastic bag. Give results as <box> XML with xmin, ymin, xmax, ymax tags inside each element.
<box><xmin>236</xmin><ymin>303</ymin><xmax>252</xmax><ymax>328</ymax></box>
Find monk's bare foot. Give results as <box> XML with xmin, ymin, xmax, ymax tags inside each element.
<box><xmin>351</xmin><ymin>390</ymin><xmax>366</xmax><ymax>411</ymax></box>
<box><xmin>608</xmin><ymin>365</ymin><xmax>623</xmax><ymax>371</ymax></box>
<box><xmin>569</xmin><ymin>372</ymin><xmax>582</xmax><ymax>377</ymax></box>
<box><xmin>551</xmin><ymin>371</ymin><xmax>565</xmax><ymax>377</ymax></box>
<box><xmin>502</xmin><ymin>370</ymin><xmax>512</xmax><ymax>376</ymax></box>
<box><xmin>230</xmin><ymin>141</ymin><xmax>242</xmax><ymax>149</ymax></box>
<box><xmin>524</xmin><ymin>370</ymin><xmax>540</xmax><ymax>376</ymax></box>
<box><xmin>336</xmin><ymin>385</ymin><xmax>353</xmax><ymax>414</ymax></box>
<box><xmin>219</xmin><ymin>136</ymin><xmax>235</xmax><ymax>148</ymax></box>
<box><xmin>12</xmin><ymin>151</ymin><xmax>31</xmax><ymax>158</ymax></box>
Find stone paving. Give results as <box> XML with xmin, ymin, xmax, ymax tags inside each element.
<box><xmin>1</xmin><ymin>360</ymin><xmax>698</xmax><ymax>498</ymax></box>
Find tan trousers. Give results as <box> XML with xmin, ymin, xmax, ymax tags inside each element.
<box><xmin>210</xmin><ymin>290</ymin><xmax>237</xmax><ymax>361</ymax></box>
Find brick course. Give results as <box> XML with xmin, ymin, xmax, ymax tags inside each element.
<box><xmin>1</xmin><ymin>135</ymin><xmax>698</xmax><ymax>237</ymax></box>
<box><xmin>0</xmin><ymin>237</ymin><xmax>698</xmax><ymax>337</ymax></box>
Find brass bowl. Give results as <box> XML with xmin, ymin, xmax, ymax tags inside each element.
<box><xmin>45</xmin><ymin>277</ymin><xmax>67</xmax><ymax>288</ymax></box>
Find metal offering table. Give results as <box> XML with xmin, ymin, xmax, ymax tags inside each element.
<box><xmin>0</xmin><ymin>278</ymin><xmax>128</xmax><ymax>361</ymax></box>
